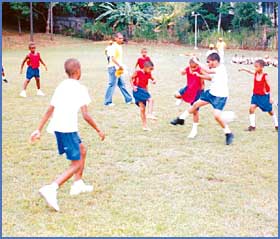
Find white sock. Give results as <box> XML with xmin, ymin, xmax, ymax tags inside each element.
<box><xmin>179</xmin><ymin>110</ymin><xmax>189</xmax><ymax>120</ymax></box>
<box><xmin>272</xmin><ymin>114</ymin><xmax>278</xmax><ymax>127</ymax></box>
<box><xmin>249</xmin><ymin>114</ymin><xmax>256</xmax><ymax>127</ymax></box>
<box><xmin>223</xmin><ymin>125</ymin><xmax>231</xmax><ymax>134</ymax></box>
<box><xmin>175</xmin><ymin>99</ymin><xmax>182</xmax><ymax>106</ymax></box>
<box><xmin>50</xmin><ymin>182</ymin><xmax>59</xmax><ymax>190</ymax></box>
<box><xmin>191</xmin><ymin>123</ymin><xmax>198</xmax><ymax>132</ymax></box>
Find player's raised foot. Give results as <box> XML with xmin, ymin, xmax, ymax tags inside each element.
<box><xmin>225</xmin><ymin>133</ymin><xmax>234</xmax><ymax>145</ymax></box>
<box><xmin>275</xmin><ymin>126</ymin><xmax>278</xmax><ymax>131</ymax></box>
<box><xmin>170</xmin><ymin>117</ymin><xmax>184</xmax><ymax>126</ymax></box>
<box><xmin>39</xmin><ymin>185</ymin><xmax>59</xmax><ymax>211</ymax></box>
<box><xmin>19</xmin><ymin>90</ymin><xmax>27</xmax><ymax>98</ymax></box>
<box><xmin>70</xmin><ymin>180</ymin><xmax>93</xmax><ymax>196</ymax></box>
<box><xmin>37</xmin><ymin>89</ymin><xmax>45</xmax><ymax>96</ymax></box>
<box><xmin>246</xmin><ymin>126</ymin><xmax>256</xmax><ymax>132</ymax></box>
<box><xmin>3</xmin><ymin>78</ymin><xmax>8</xmax><ymax>83</ymax></box>
<box><xmin>143</xmin><ymin>127</ymin><xmax>152</xmax><ymax>131</ymax></box>
<box><xmin>188</xmin><ymin>130</ymin><xmax>197</xmax><ymax>139</ymax></box>
<box><xmin>147</xmin><ymin>114</ymin><xmax>158</xmax><ymax>120</ymax></box>
<box><xmin>105</xmin><ymin>103</ymin><xmax>115</xmax><ymax>107</ymax></box>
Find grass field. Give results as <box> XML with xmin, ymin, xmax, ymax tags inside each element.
<box><xmin>2</xmin><ymin>33</ymin><xmax>278</xmax><ymax>237</ymax></box>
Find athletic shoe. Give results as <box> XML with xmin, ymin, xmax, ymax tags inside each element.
<box><xmin>105</xmin><ymin>103</ymin><xmax>115</xmax><ymax>107</ymax></box>
<box><xmin>275</xmin><ymin>126</ymin><xmax>278</xmax><ymax>131</ymax></box>
<box><xmin>19</xmin><ymin>90</ymin><xmax>27</xmax><ymax>98</ymax></box>
<box><xmin>126</xmin><ymin>101</ymin><xmax>133</xmax><ymax>105</ymax></box>
<box><xmin>143</xmin><ymin>127</ymin><xmax>152</xmax><ymax>131</ymax></box>
<box><xmin>170</xmin><ymin>117</ymin><xmax>184</xmax><ymax>125</ymax></box>
<box><xmin>225</xmin><ymin>133</ymin><xmax>234</xmax><ymax>145</ymax></box>
<box><xmin>246</xmin><ymin>126</ymin><xmax>256</xmax><ymax>131</ymax></box>
<box><xmin>37</xmin><ymin>89</ymin><xmax>45</xmax><ymax>96</ymax></box>
<box><xmin>147</xmin><ymin>114</ymin><xmax>158</xmax><ymax>120</ymax></box>
<box><xmin>2</xmin><ymin>79</ymin><xmax>8</xmax><ymax>83</ymax></box>
<box><xmin>70</xmin><ymin>180</ymin><xmax>93</xmax><ymax>196</ymax></box>
<box><xmin>175</xmin><ymin>99</ymin><xmax>182</xmax><ymax>106</ymax></box>
<box><xmin>39</xmin><ymin>185</ymin><xmax>59</xmax><ymax>211</ymax></box>
<box><xmin>188</xmin><ymin>130</ymin><xmax>197</xmax><ymax>139</ymax></box>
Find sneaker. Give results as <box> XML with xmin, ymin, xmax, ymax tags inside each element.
<box><xmin>246</xmin><ymin>126</ymin><xmax>256</xmax><ymax>131</ymax></box>
<box><xmin>188</xmin><ymin>130</ymin><xmax>197</xmax><ymax>139</ymax></box>
<box><xmin>147</xmin><ymin>114</ymin><xmax>158</xmax><ymax>120</ymax></box>
<box><xmin>225</xmin><ymin>133</ymin><xmax>234</xmax><ymax>145</ymax></box>
<box><xmin>37</xmin><ymin>89</ymin><xmax>45</xmax><ymax>96</ymax></box>
<box><xmin>170</xmin><ymin>117</ymin><xmax>184</xmax><ymax>126</ymax></box>
<box><xmin>3</xmin><ymin>79</ymin><xmax>8</xmax><ymax>83</ymax></box>
<box><xmin>126</xmin><ymin>101</ymin><xmax>133</xmax><ymax>105</ymax></box>
<box><xmin>143</xmin><ymin>127</ymin><xmax>152</xmax><ymax>131</ymax></box>
<box><xmin>105</xmin><ymin>103</ymin><xmax>115</xmax><ymax>107</ymax></box>
<box><xmin>70</xmin><ymin>180</ymin><xmax>93</xmax><ymax>196</ymax></box>
<box><xmin>39</xmin><ymin>185</ymin><xmax>59</xmax><ymax>211</ymax></box>
<box><xmin>175</xmin><ymin>99</ymin><xmax>182</xmax><ymax>106</ymax></box>
<box><xmin>19</xmin><ymin>90</ymin><xmax>27</xmax><ymax>98</ymax></box>
<box><xmin>275</xmin><ymin>126</ymin><xmax>278</xmax><ymax>131</ymax></box>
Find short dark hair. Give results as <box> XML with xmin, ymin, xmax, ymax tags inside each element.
<box><xmin>114</xmin><ymin>32</ymin><xmax>123</xmax><ymax>39</ymax></box>
<box><xmin>255</xmin><ymin>59</ymin><xmax>265</xmax><ymax>67</ymax></box>
<box><xmin>144</xmin><ymin>61</ymin><xmax>154</xmax><ymax>68</ymax></box>
<box><xmin>64</xmin><ymin>58</ymin><xmax>81</xmax><ymax>76</ymax></box>
<box><xmin>207</xmin><ymin>53</ymin><xmax>220</xmax><ymax>62</ymax></box>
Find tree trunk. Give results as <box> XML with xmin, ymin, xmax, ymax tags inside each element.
<box><xmin>46</xmin><ymin>3</ymin><xmax>51</xmax><ymax>34</ymax></box>
<box><xmin>50</xmin><ymin>2</ymin><xmax>53</xmax><ymax>40</ymax></box>
<box><xmin>17</xmin><ymin>16</ymin><xmax>22</xmax><ymax>36</ymax></box>
<box><xmin>217</xmin><ymin>2</ymin><xmax>223</xmax><ymax>33</ymax></box>
<box><xmin>30</xmin><ymin>2</ymin><xmax>34</xmax><ymax>41</ymax></box>
<box><xmin>273</xmin><ymin>2</ymin><xmax>277</xmax><ymax>28</ymax></box>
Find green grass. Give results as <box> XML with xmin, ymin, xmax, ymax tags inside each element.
<box><xmin>2</xmin><ymin>34</ymin><xmax>278</xmax><ymax>236</ymax></box>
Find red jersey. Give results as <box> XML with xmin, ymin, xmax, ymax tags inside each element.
<box><xmin>182</xmin><ymin>66</ymin><xmax>202</xmax><ymax>103</ymax></box>
<box><xmin>27</xmin><ymin>52</ymin><xmax>40</xmax><ymax>69</ymax></box>
<box><xmin>137</xmin><ymin>56</ymin><xmax>151</xmax><ymax>69</ymax></box>
<box><xmin>133</xmin><ymin>70</ymin><xmax>152</xmax><ymax>90</ymax></box>
<box><xmin>253</xmin><ymin>72</ymin><xmax>270</xmax><ymax>95</ymax></box>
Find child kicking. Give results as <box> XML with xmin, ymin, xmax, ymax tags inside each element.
<box><xmin>178</xmin><ymin>53</ymin><xmax>234</xmax><ymax>145</ymax></box>
<box><xmin>131</xmin><ymin>61</ymin><xmax>156</xmax><ymax>131</ymax></box>
<box><xmin>30</xmin><ymin>58</ymin><xmax>105</xmax><ymax>211</ymax></box>
<box><xmin>239</xmin><ymin>59</ymin><xmax>278</xmax><ymax>131</ymax></box>
<box><xmin>135</xmin><ymin>48</ymin><xmax>152</xmax><ymax>70</ymax></box>
<box><xmin>20</xmin><ymin>42</ymin><xmax>47</xmax><ymax>97</ymax></box>
<box><xmin>170</xmin><ymin>58</ymin><xmax>204</xmax><ymax>138</ymax></box>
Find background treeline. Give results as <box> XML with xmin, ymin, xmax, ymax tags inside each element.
<box><xmin>2</xmin><ymin>2</ymin><xmax>278</xmax><ymax>49</ymax></box>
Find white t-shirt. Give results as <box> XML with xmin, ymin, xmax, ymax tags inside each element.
<box><xmin>47</xmin><ymin>79</ymin><xmax>91</xmax><ymax>133</ymax></box>
<box><xmin>209</xmin><ymin>64</ymin><xmax>229</xmax><ymax>97</ymax></box>
<box><xmin>107</xmin><ymin>42</ymin><xmax>123</xmax><ymax>68</ymax></box>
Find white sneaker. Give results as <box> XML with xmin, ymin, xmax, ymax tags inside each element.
<box><xmin>37</xmin><ymin>89</ymin><xmax>45</xmax><ymax>96</ymax></box>
<box><xmin>70</xmin><ymin>180</ymin><xmax>93</xmax><ymax>196</ymax></box>
<box><xmin>39</xmin><ymin>185</ymin><xmax>59</xmax><ymax>211</ymax></box>
<box><xmin>175</xmin><ymin>99</ymin><xmax>182</xmax><ymax>106</ymax></box>
<box><xmin>20</xmin><ymin>90</ymin><xmax>27</xmax><ymax>98</ymax></box>
<box><xmin>147</xmin><ymin>114</ymin><xmax>158</xmax><ymax>120</ymax></box>
<box><xmin>106</xmin><ymin>103</ymin><xmax>115</xmax><ymax>107</ymax></box>
<box><xmin>188</xmin><ymin>130</ymin><xmax>197</xmax><ymax>139</ymax></box>
<box><xmin>143</xmin><ymin>127</ymin><xmax>152</xmax><ymax>131</ymax></box>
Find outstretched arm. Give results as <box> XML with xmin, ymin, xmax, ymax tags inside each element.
<box><xmin>192</xmin><ymin>57</ymin><xmax>215</xmax><ymax>74</ymax></box>
<box><xmin>238</xmin><ymin>68</ymin><xmax>254</xmax><ymax>75</ymax></box>
<box><xmin>81</xmin><ymin>105</ymin><xmax>105</xmax><ymax>141</ymax></box>
<box><xmin>193</xmin><ymin>71</ymin><xmax>212</xmax><ymax>81</ymax></box>
<box><xmin>130</xmin><ymin>72</ymin><xmax>138</xmax><ymax>91</ymax></box>
<box><xmin>20</xmin><ymin>55</ymin><xmax>29</xmax><ymax>74</ymax></box>
<box><xmin>39</xmin><ymin>57</ymin><xmax>48</xmax><ymax>71</ymax></box>
<box><xmin>30</xmin><ymin>105</ymin><xmax>54</xmax><ymax>143</ymax></box>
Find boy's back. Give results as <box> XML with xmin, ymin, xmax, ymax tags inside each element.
<box><xmin>209</xmin><ymin>64</ymin><xmax>229</xmax><ymax>97</ymax></box>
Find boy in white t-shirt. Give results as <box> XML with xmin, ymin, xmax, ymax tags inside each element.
<box><xmin>30</xmin><ymin>58</ymin><xmax>105</xmax><ymax>211</ymax></box>
<box><xmin>178</xmin><ymin>53</ymin><xmax>234</xmax><ymax>145</ymax></box>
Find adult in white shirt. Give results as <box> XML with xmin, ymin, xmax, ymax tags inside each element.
<box><xmin>104</xmin><ymin>32</ymin><xmax>132</xmax><ymax>106</ymax></box>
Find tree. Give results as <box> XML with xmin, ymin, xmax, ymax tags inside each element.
<box><xmin>10</xmin><ymin>2</ymin><xmax>30</xmax><ymax>35</ymax></box>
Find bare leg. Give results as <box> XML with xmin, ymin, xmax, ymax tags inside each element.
<box><xmin>23</xmin><ymin>79</ymin><xmax>30</xmax><ymax>90</ymax></box>
<box><xmin>74</xmin><ymin>144</ymin><xmax>87</xmax><ymax>181</ymax></box>
<box><xmin>189</xmin><ymin>100</ymin><xmax>209</xmax><ymax>114</ymax></box>
<box><xmin>193</xmin><ymin>110</ymin><xmax>199</xmax><ymax>123</ymax></box>
<box><xmin>147</xmin><ymin>98</ymin><xmax>154</xmax><ymax>115</ymax></box>
<box><xmin>213</xmin><ymin>109</ymin><xmax>226</xmax><ymax>128</ymax></box>
<box><xmin>139</xmin><ymin>102</ymin><xmax>147</xmax><ymax>129</ymax></box>
<box><xmin>35</xmin><ymin>77</ymin><xmax>41</xmax><ymax>89</ymax></box>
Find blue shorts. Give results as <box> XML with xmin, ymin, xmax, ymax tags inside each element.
<box><xmin>200</xmin><ymin>90</ymin><xmax>227</xmax><ymax>110</ymax></box>
<box><xmin>26</xmin><ymin>66</ymin><xmax>40</xmax><ymax>80</ymax></box>
<box><xmin>133</xmin><ymin>87</ymin><xmax>151</xmax><ymax>106</ymax></box>
<box><xmin>54</xmin><ymin>132</ymin><xmax>82</xmax><ymax>160</ymax></box>
<box><xmin>251</xmin><ymin>94</ymin><xmax>272</xmax><ymax>112</ymax></box>
<box><xmin>178</xmin><ymin>87</ymin><xmax>203</xmax><ymax>105</ymax></box>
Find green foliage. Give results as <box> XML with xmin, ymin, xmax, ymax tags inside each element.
<box><xmin>10</xmin><ymin>2</ymin><xmax>30</xmax><ymax>17</ymax></box>
<box><xmin>83</xmin><ymin>21</ymin><xmax>113</xmax><ymax>40</ymax></box>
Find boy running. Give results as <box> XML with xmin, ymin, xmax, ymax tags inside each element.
<box><xmin>131</xmin><ymin>61</ymin><xmax>157</xmax><ymax>131</ymax></box>
<box><xmin>170</xmin><ymin>58</ymin><xmax>204</xmax><ymax>138</ymax></box>
<box><xmin>178</xmin><ymin>53</ymin><xmax>234</xmax><ymax>145</ymax></box>
<box><xmin>135</xmin><ymin>48</ymin><xmax>152</xmax><ymax>70</ymax></box>
<box><xmin>20</xmin><ymin>42</ymin><xmax>47</xmax><ymax>97</ymax></box>
<box><xmin>30</xmin><ymin>58</ymin><xmax>105</xmax><ymax>211</ymax></box>
<box><xmin>239</xmin><ymin>59</ymin><xmax>278</xmax><ymax>131</ymax></box>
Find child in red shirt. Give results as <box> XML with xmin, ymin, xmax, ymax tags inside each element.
<box><xmin>239</xmin><ymin>59</ymin><xmax>278</xmax><ymax>131</ymax></box>
<box><xmin>131</xmin><ymin>61</ymin><xmax>156</xmax><ymax>131</ymax></box>
<box><xmin>170</xmin><ymin>58</ymin><xmax>204</xmax><ymax>138</ymax></box>
<box><xmin>20</xmin><ymin>42</ymin><xmax>47</xmax><ymax>97</ymax></box>
<box><xmin>135</xmin><ymin>48</ymin><xmax>152</xmax><ymax>70</ymax></box>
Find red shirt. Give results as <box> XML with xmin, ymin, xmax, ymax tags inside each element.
<box><xmin>27</xmin><ymin>52</ymin><xmax>40</xmax><ymax>69</ymax></box>
<box><xmin>182</xmin><ymin>66</ymin><xmax>202</xmax><ymax>103</ymax></box>
<box><xmin>137</xmin><ymin>56</ymin><xmax>151</xmax><ymax>69</ymax></box>
<box><xmin>253</xmin><ymin>72</ymin><xmax>270</xmax><ymax>95</ymax></box>
<box><xmin>133</xmin><ymin>70</ymin><xmax>152</xmax><ymax>90</ymax></box>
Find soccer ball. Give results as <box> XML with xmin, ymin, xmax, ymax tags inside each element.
<box><xmin>221</xmin><ymin>111</ymin><xmax>236</xmax><ymax>123</ymax></box>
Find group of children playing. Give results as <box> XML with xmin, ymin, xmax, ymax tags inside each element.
<box><xmin>4</xmin><ymin>37</ymin><xmax>276</xmax><ymax>212</ymax></box>
<box><xmin>232</xmin><ymin>54</ymin><xmax>278</xmax><ymax>67</ymax></box>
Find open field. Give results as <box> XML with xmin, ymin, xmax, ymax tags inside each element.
<box><xmin>2</xmin><ymin>33</ymin><xmax>278</xmax><ymax>236</ymax></box>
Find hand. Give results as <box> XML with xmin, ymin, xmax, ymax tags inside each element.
<box><xmin>20</xmin><ymin>69</ymin><xmax>23</xmax><ymax>74</ymax></box>
<box><xmin>44</xmin><ymin>66</ymin><xmax>48</xmax><ymax>71</ymax></box>
<box><xmin>238</xmin><ymin>69</ymin><xmax>243</xmax><ymax>72</ymax></box>
<box><xmin>270</xmin><ymin>97</ymin><xmax>274</xmax><ymax>104</ymax></box>
<box><xmin>193</xmin><ymin>72</ymin><xmax>199</xmax><ymax>76</ymax></box>
<box><xmin>152</xmin><ymin>80</ymin><xmax>156</xmax><ymax>84</ymax></box>
<box><xmin>133</xmin><ymin>86</ymin><xmax>138</xmax><ymax>92</ymax></box>
<box><xmin>98</xmin><ymin>131</ymin><xmax>105</xmax><ymax>141</ymax></box>
<box><xmin>118</xmin><ymin>66</ymin><xmax>124</xmax><ymax>71</ymax></box>
<box><xmin>30</xmin><ymin>129</ymin><xmax>41</xmax><ymax>144</ymax></box>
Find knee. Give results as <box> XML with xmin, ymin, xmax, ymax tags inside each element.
<box><xmin>249</xmin><ymin>107</ymin><xmax>255</xmax><ymax>114</ymax></box>
<box><xmin>80</xmin><ymin>145</ymin><xmax>87</xmax><ymax>157</ymax></box>
<box><xmin>213</xmin><ymin>112</ymin><xmax>221</xmax><ymax>121</ymax></box>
